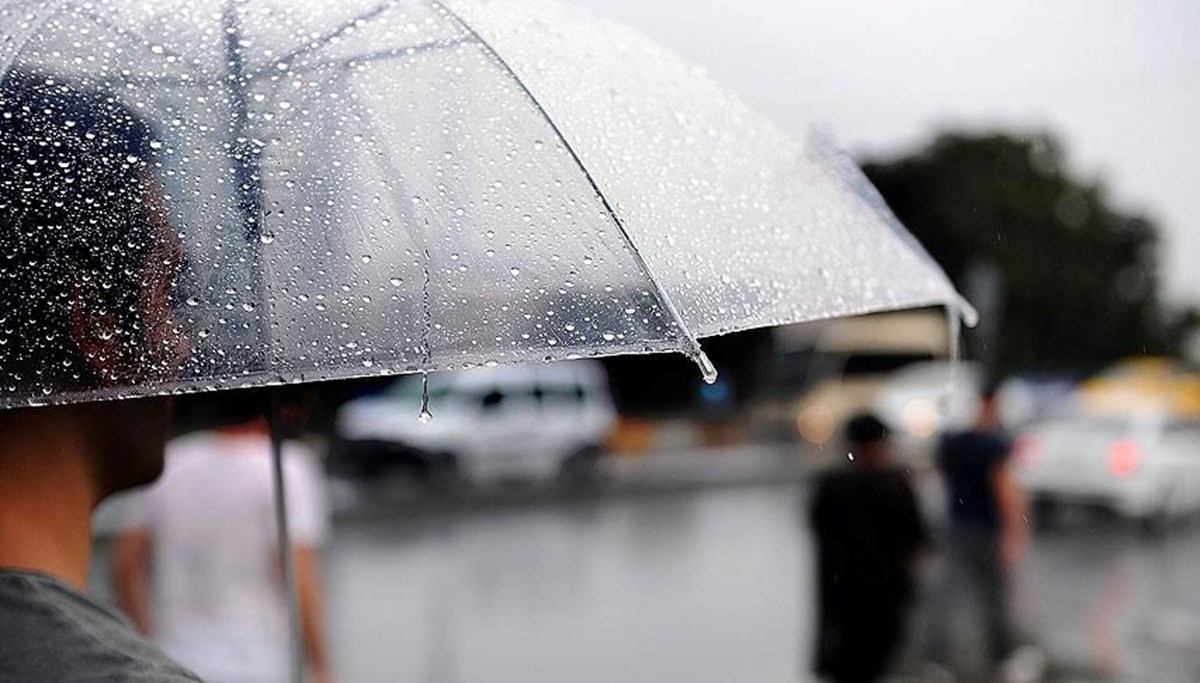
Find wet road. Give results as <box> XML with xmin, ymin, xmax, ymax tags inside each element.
<box><xmin>1019</xmin><ymin>514</ymin><xmax>1200</xmax><ymax>682</ymax></box>
<box><xmin>323</xmin><ymin>481</ymin><xmax>1200</xmax><ymax>683</ymax></box>
<box><xmin>325</xmin><ymin>485</ymin><xmax>814</xmax><ymax>683</ymax></box>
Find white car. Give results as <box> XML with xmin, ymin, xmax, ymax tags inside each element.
<box><xmin>334</xmin><ymin>361</ymin><xmax>616</xmax><ymax>484</ymax></box>
<box><xmin>1015</xmin><ymin>411</ymin><xmax>1200</xmax><ymax>525</ymax></box>
<box><xmin>782</xmin><ymin>311</ymin><xmax>951</xmax><ymax>447</ymax></box>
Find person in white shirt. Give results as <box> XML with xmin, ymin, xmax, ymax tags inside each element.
<box><xmin>113</xmin><ymin>416</ymin><xmax>332</xmax><ymax>683</ymax></box>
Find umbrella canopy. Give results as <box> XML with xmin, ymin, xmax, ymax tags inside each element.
<box><xmin>0</xmin><ymin>0</ymin><xmax>972</xmax><ymax>409</ymax></box>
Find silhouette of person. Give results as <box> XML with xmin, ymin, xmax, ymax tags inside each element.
<box><xmin>811</xmin><ymin>413</ymin><xmax>929</xmax><ymax>682</ymax></box>
<box><xmin>114</xmin><ymin>395</ymin><xmax>332</xmax><ymax>683</ymax></box>
<box><xmin>924</xmin><ymin>384</ymin><xmax>1026</xmax><ymax>675</ymax></box>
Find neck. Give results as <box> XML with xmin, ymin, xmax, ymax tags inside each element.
<box><xmin>0</xmin><ymin>408</ymin><xmax>98</xmax><ymax>589</ymax></box>
<box><xmin>220</xmin><ymin>417</ymin><xmax>269</xmax><ymax>437</ymax></box>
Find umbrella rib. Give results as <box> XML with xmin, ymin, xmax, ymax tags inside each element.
<box><xmin>0</xmin><ymin>0</ymin><xmax>65</xmax><ymax>78</ymax></box>
<box><xmin>280</xmin><ymin>36</ymin><xmax>472</xmax><ymax>77</ymax></box>
<box><xmin>73</xmin><ymin>4</ymin><xmax>192</xmax><ymax>67</ymax></box>
<box><xmin>338</xmin><ymin>77</ymin><xmax>440</xmax><ymax>369</ymax></box>
<box><xmin>805</xmin><ymin>131</ymin><xmax>978</xmax><ymax>323</ymax></box>
<box><xmin>246</xmin><ymin>0</ymin><xmax>397</xmax><ymax>80</ymax></box>
<box><xmin>428</xmin><ymin>0</ymin><xmax>708</xmax><ymax>365</ymax></box>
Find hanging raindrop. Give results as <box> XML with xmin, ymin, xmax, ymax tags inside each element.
<box><xmin>417</xmin><ymin>371</ymin><xmax>433</xmax><ymax>424</ymax></box>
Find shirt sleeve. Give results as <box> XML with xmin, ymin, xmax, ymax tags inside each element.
<box><xmin>283</xmin><ymin>444</ymin><xmax>330</xmax><ymax>547</ymax></box>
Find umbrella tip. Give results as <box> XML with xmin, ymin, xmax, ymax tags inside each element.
<box><xmin>695</xmin><ymin>350</ymin><xmax>718</xmax><ymax>385</ymax></box>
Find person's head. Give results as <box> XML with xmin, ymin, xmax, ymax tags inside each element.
<box><xmin>0</xmin><ymin>69</ymin><xmax>185</xmax><ymax>497</ymax></box>
<box><xmin>977</xmin><ymin>380</ymin><xmax>1003</xmax><ymax>431</ymax></box>
<box><xmin>844</xmin><ymin>412</ymin><xmax>891</xmax><ymax>466</ymax></box>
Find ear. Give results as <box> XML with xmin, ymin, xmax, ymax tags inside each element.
<box><xmin>68</xmin><ymin>274</ymin><xmax>126</xmax><ymax>386</ymax></box>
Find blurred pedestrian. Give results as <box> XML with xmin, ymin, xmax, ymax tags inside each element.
<box><xmin>113</xmin><ymin>404</ymin><xmax>332</xmax><ymax>683</ymax></box>
<box><xmin>924</xmin><ymin>383</ymin><xmax>1027</xmax><ymax>676</ymax></box>
<box><xmin>0</xmin><ymin>71</ymin><xmax>197</xmax><ymax>680</ymax></box>
<box><xmin>810</xmin><ymin>413</ymin><xmax>929</xmax><ymax>682</ymax></box>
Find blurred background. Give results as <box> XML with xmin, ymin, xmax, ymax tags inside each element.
<box><xmin>91</xmin><ymin>1</ymin><xmax>1200</xmax><ymax>681</ymax></box>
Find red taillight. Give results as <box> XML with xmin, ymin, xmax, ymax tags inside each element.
<box><xmin>1108</xmin><ymin>439</ymin><xmax>1140</xmax><ymax>477</ymax></box>
<box><xmin>1013</xmin><ymin>435</ymin><xmax>1041</xmax><ymax>468</ymax></box>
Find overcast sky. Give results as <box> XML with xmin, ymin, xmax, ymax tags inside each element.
<box><xmin>568</xmin><ymin>0</ymin><xmax>1200</xmax><ymax>305</ymax></box>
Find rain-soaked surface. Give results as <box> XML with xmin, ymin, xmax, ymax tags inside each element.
<box><xmin>0</xmin><ymin>0</ymin><xmax>965</xmax><ymax>410</ymax></box>
<box><xmin>324</xmin><ymin>485</ymin><xmax>815</xmax><ymax>683</ymax></box>
<box><xmin>318</xmin><ymin>481</ymin><xmax>1200</xmax><ymax>683</ymax></box>
<box><xmin>86</xmin><ymin>469</ymin><xmax>1200</xmax><ymax>682</ymax></box>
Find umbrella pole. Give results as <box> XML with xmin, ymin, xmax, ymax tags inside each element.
<box><xmin>267</xmin><ymin>389</ymin><xmax>304</xmax><ymax>683</ymax></box>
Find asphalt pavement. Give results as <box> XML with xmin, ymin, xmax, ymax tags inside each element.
<box><xmin>89</xmin><ymin>444</ymin><xmax>1200</xmax><ymax>682</ymax></box>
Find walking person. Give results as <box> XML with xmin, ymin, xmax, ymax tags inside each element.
<box><xmin>113</xmin><ymin>403</ymin><xmax>333</xmax><ymax>683</ymax></box>
<box><xmin>924</xmin><ymin>384</ymin><xmax>1027</xmax><ymax>678</ymax></box>
<box><xmin>810</xmin><ymin>413</ymin><xmax>930</xmax><ymax>682</ymax></box>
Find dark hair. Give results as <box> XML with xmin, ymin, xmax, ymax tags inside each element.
<box><xmin>844</xmin><ymin>412</ymin><xmax>890</xmax><ymax>446</ymax></box>
<box><xmin>0</xmin><ymin>69</ymin><xmax>160</xmax><ymax>397</ymax></box>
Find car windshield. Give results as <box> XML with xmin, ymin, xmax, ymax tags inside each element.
<box><xmin>841</xmin><ymin>352</ymin><xmax>934</xmax><ymax>377</ymax></box>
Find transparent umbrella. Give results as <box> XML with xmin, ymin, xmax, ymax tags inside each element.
<box><xmin>0</xmin><ymin>0</ymin><xmax>972</xmax><ymax>411</ymax></box>
<box><xmin>0</xmin><ymin>0</ymin><xmax>973</xmax><ymax>679</ymax></box>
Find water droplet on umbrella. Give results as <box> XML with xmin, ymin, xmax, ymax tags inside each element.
<box><xmin>509</xmin><ymin>267</ymin><xmax>520</xmax><ymax>276</ymax></box>
<box><xmin>185</xmin><ymin>296</ymin><xmax>200</xmax><ymax>307</ymax></box>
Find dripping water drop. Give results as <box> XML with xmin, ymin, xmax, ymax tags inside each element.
<box><xmin>417</xmin><ymin>371</ymin><xmax>433</xmax><ymax>424</ymax></box>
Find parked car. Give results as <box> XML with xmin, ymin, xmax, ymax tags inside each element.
<box><xmin>333</xmin><ymin>361</ymin><xmax>616</xmax><ymax>483</ymax></box>
<box><xmin>1016</xmin><ymin>358</ymin><xmax>1200</xmax><ymax>526</ymax></box>
<box><xmin>785</xmin><ymin>311</ymin><xmax>948</xmax><ymax>447</ymax></box>
<box><xmin>1015</xmin><ymin>411</ymin><xmax>1200</xmax><ymax>526</ymax></box>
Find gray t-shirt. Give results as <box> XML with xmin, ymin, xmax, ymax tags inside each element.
<box><xmin>0</xmin><ymin>569</ymin><xmax>201</xmax><ymax>682</ymax></box>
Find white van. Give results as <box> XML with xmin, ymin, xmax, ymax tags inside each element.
<box><xmin>778</xmin><ymin>310</ymin><xmax>951</xmax><ymax>447</ymax></box>
<box><xmin>334</xmin><ymin>361</ymin><xmax>615</xmax><ymax>484</ymax></box>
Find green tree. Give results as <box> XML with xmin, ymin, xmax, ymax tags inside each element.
<box><xmin>863</xmin><ymin>131</ymin><xmax>1172</xmax><ymax>374</ymax></box>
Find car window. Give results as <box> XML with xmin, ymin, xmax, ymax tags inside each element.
<box><xmin>840</xmin><ymin>352</ymin><xmax>934</xmax><ymax>377</ymax></box>
<box><xmin>479</xmin><ymin>389</ymin><xmax>507</xmax><ymax>412</ymax></box>
<box><xmin>538</xmin><ymin>384</ymin><xmax>588</xmax><ymax>407</ymax></box>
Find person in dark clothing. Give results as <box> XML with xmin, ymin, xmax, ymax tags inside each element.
<box><xmin>0</xmin><ymin>71</ymin><xmax>194</xmax><ymax>681</ymax></box>
<box><xmin>811</xmin><ymin>413</ymin><xmax>929</xmax><ymax>683</ymax></box>
<box><xmin>924</xmin><ymin>386</ymin><xmax>1026</xmax><ymax>674</ymax></box>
